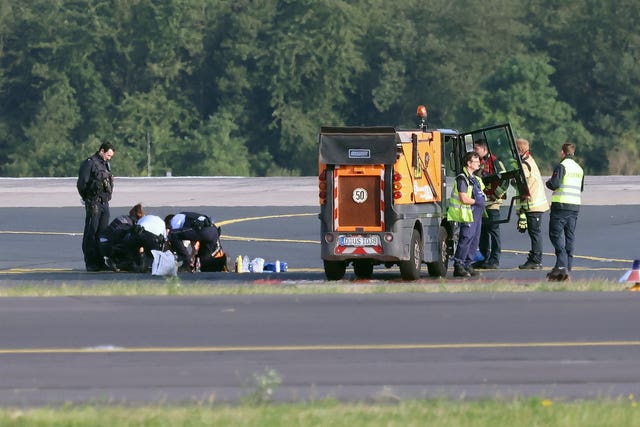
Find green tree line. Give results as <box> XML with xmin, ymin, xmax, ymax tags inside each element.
<box><xmin>1</xmin><ymin>0</ymin><xmax>638</xmax><ymax>177</ymax></box>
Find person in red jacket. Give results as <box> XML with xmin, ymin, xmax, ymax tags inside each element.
<box><xmin>473</xmin><ymin>139</ymin><xmax>508</xmax><ymax>269</ymax></box>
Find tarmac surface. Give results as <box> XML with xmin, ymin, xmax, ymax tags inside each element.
<box><xmin>3</xmin><ymin>292</ymin><xmax>640</xmax><ymax>405</ymax></box>
<box><xmin>1</xmin><ymin>175</ymin><xmax>639</xmax><ymax>208</ymax></box>
<box><xmin>1</xmin><ymin>175</ymin><xmax>640</xmax><ymax>406</ymax></box>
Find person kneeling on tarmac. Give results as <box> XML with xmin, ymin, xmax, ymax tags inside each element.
<box><xmin>127</xmin><ymin>214</ymin><xmax>167</xmax><ymax>272</ymax></box>
<box><xmin>164</xmin><ymin>212</ymin><xmax>228</xmax><ymax>272</ymax></box>
<box><xmin>99</xmin><ymin>203</ymin><xmax>145</xmax><ymax>271</ymax></box>
<box><xmin>106</xmin><ymin>214</ymin><xmax>166</xmax><ymax>273</ymax></box>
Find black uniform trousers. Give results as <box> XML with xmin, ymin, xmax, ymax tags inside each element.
<box><xmin>479</xmin><ymin>208</ymin><xmax>501</xmax><ymax>265</ymax></box>
<box><xmin>169</xmin><ymin>226</ymin><xmax>225</xmax><ymax>271</ymax></box>
<box><xmin>82</xmin><ymin>199</ymin><xmax>110</xmax><ymax>270</ymax></box>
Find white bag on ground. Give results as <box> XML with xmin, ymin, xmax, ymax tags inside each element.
<box><xmin>151</xmin><ymin>250</ymin><xmax>177</xmax><ymax>276</ymax></box>
<box><xmin>251</xmin><ymin>257</ymin><xmax>265</xmax><ymax>273</ymax></box>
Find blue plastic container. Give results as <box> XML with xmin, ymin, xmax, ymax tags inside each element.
<box><xmin>263</xmin><ymin>261</ymin><xmax>288</xmax><ymax>272</ymax></box>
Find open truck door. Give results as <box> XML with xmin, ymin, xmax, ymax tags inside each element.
<box><xmin>459</xmin><ymin>123</ymin><xmax>528</xmax><ymax>223</ymax></box>
<box><xmin>318</xmin><ymin>107</ymin><xmax>528</xmax><ymax>281</ymax></box>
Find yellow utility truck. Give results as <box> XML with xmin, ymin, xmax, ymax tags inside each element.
<box><xmin>318</xmin><ymin>106</ymin><xmax>528</xmax><ymax>280</ymax></box>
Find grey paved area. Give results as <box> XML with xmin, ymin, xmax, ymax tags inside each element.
<box><xmin>3</xmin><ymin>293</ymin><xmax>640</xmax><ymax>405</ymax></box>
<box><xmin>0</xmin><ymin>176</ymin><xmax>316</xmax><ymax>207</ymax></box>
<box><xmin>1</xmin><ymin>176</ymin><xmax>638</xmax><ymax>207</ymax></box>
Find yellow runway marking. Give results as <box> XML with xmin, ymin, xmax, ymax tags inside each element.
<box><xmin>217</xmin><ymin>212</ymin><xmax>318</xmax><ymax>244</ymax></box>
<box><xmin>2</xmin><ymin>341</ymin><xmax>640</xmax><ymax>355</ymax></box>
<box><xmin>217</xmin><ymin>213</ymin><xmax>316</xmax><ymax>226</ymax></box>
<box><xmin>0</xmin><ymin>268</ymin><xmax>73</xmax><ymax>274</ymax></box>
<box><xmin>0</xmin><ymin>230</ymin><xmax>82</xmax><ymax>236</ymax></box>
<box><xmin>223</xmin><ymin>235</ymin><xmax>318</xmax><ymax>244</ymax></box>
<box><xmin>0</xmin><ymin>213</ymin><xmax>318</xmax><ymax>243</ymax></box>
<box><xmin>503</xmin><ymin>249</ymin><xmax>632</xmax><ymax>264</ymax></box>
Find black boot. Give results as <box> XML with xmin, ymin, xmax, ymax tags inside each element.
<box><xmin>519</xmin><ymin>260</ymin><xmax>542</xmax><ymax>270</ymax></box>
<box><xmin>466</xmin><ymin>266</ymin><xmax>480</xmax><ymax>276</ymax></box>
<box><xmin>547</xmin><ymin>267</ymin><xmax>569</xmax><ymax>281</ymax></box>
<box><xmin>453</xmin><ymin>264</ymin><xmax>470</xmax><ymax>278</ymax></box>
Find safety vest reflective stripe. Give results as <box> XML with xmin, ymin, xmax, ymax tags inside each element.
<box><xmin>447</xmin><ymin>172</ymin><xmax>474</xmax><ymax>223</ymax></box>
<box><xmin>527</xmin><ymin>189</ymin><xmax>548</xmax><ymax>209</ymax></box>
<box><xmin>517</xmin><ymin>157</ymin><xmax>549</xmax><ymax>211</ymax></box>
<box><xmin>551</xmin><ymin>158</ymin><xmax>583</xmax><ymax>205</ymax></box>
<box><xmin>520</xmin><ymin>192</ymin><xmax>548</xmax><ymax>210</ymax></box>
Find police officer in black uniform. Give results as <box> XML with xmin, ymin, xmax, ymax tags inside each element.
<box><xmin>165</xmin><ymin>212</ymin><xmax>227</xmax><ymax>272</ymax></box>
<box><xmin>127</xmin><ymin>214</ymin><xmax>168</xmax><ymax>272</ymax></box>
<box><xmin>77</xmin><ymin>142</ymin><xmax>115</xmax><ymax>271</ymax></box>
<box><xmin>99</xmin><ymin>203</ymin><xmax>144</xmax><ymax>271</ymax></box>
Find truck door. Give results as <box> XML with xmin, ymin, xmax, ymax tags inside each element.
<box><xmin>460</xmin><ymin>123</ymin><xmax>528</xmax><ymax>223</ymax></box>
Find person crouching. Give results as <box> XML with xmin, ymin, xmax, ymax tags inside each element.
<box><xmin>165</xmin><ymin>212</ymin><xmax>228</xmax><ymax>272</ymax></box>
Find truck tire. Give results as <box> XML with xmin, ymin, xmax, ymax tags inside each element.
<box><xmin>399</xmin><ymin>229</ymin><xmax>422</xmax><ymax>280</ymax></box>
<box><xmin>427</xmin><ymin>226</ymin><xmax>449</xmax><ymax>277</ymax></box>
<box><xmin>324</xmin><ymin>260</ymin><xmax>346</xmax><ymax>281</ymax></box>
<box><xmin>353</xmin><ymin>260</ymin><xmax>374</xmax><ymax>279</ymax></box>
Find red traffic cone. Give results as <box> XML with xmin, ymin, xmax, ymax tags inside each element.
<box><xmin>620</xmin><ymin>260</ymin><xmax>640</xmax><ymax>291</ymax></box>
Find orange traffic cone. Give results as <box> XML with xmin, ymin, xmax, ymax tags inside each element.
<box><xmin>620</xmin><ymin>260</ymin><xmax>640</xmax><ymax>291</ymax></box>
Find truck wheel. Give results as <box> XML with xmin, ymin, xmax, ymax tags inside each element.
<box><xmin>353</xmin><ymin>260</ymin><xmax>374</xmax><ymax>279</ymax></box>
<box><xmin>399</xmin><ymin>229</ymin><xmax>422</xmax><ymax>280</ymax></box>
<box><xmin>427</xmin><ymin>226</ymin><xmax>449</xmax><ymax>277</ymax></box>
<box><xmin>324</xmin><ymin>260</ymin><xmax>346</xmax><ymax>281</ymax></box>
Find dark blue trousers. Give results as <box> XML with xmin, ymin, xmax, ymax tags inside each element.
<box><xmin>453</xmin><ymin>209</ymin><xmax>483</xmax><ymax>269</ymax></box>
<box><xmin>479</xmin><ymin>208</ymin><xmax>501</xmax><ymax>264</ymax></box>
<box><xmin>549</xmin><ymin>209</ymin><xmax>578</xmax><ymax>270</ymax></box>
<box><xmin>525</xmin><ymin>211</ymin><xmax>544</xmax><ymax>264</ymax></box>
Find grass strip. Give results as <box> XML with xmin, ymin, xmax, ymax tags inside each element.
<box><xmin>0</xmin><ymin>278</ymin><xmax>631</xmax><ymax>297</ymax></box>
<box><xmin>1</xmin><ymin>397</ymin><xmax>640</xmax><ymax>426</ymax></box>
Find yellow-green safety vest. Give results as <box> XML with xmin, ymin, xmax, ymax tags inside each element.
<box><xmin>551</xmin><ymin>158</ymin><xmax>583</xmax><ymax>205</ymax></box>
<box><xmin>447</xmin><ymin>170</ymin><xmax>484</xmax><ymax>223</ymax></box>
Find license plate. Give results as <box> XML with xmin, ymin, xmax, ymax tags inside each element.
<box><xmin>338</xmin><ymin>235</ymin><xmax>381</xmax><ymax>246</ymax></box>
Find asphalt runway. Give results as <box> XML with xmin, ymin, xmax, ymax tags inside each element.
<box><xmin>0</xmin><ymin>204</ymin><xmax>637</xmax><ymax>282</ymax></box>
<box><xmin>1</xmin><ymin>175</ymin><xmax>638</xmax><ymax>280</ymax></box>
<box><xmin>1</xmin><ymin>177</ymin><xmax>640</xmax><ymax>405</ymax></box>
<box><xmin>3</xmin><ymin>293</ymin><xmax>640</xmax><ymax>405</ymax></box>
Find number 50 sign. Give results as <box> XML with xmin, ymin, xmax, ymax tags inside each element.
<box><xmin>352</xmin><ymin>187</ymin><xmax>368</xmax><ymax>203</ymax></box>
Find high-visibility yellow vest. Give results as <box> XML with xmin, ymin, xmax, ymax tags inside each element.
<box><xmin>447</xmin><ymin>169</ymin><xmax>483</xmax><ymax>223</ymax></box>
<box><xmin>551</xmin><ymin>158</ymin><xmax>583</xmax><ymax>206</ymax></box>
